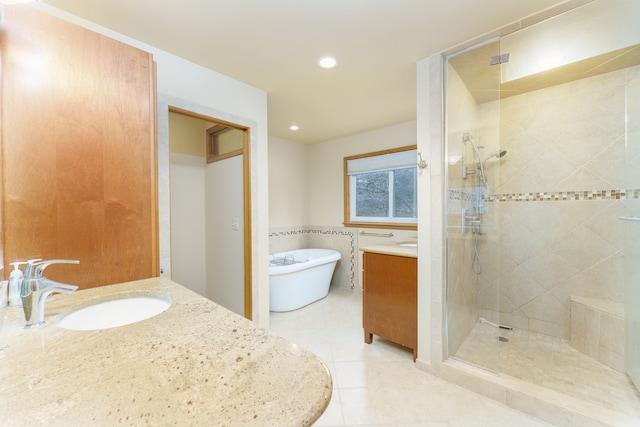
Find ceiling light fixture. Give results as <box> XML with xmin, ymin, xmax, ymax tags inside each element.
<box><xmin>289</xmin><ymin>125</ymin><xmax>299</xmax><ymax>131</ymax></box>
<box><xmin>317</xmin><ymin>56</ymin><xmax>337</xmax><ymax>69</ymax></box>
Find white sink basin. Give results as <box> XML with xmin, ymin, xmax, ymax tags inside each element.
<box><xmin>58</xmin><ymin>293</ymin><xmax>172</xmax><ymax>331</ymax></box>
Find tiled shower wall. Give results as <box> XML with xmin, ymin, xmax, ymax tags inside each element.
<box><xmin>268</xmin><ymin>226</ymin><xmax>356</xmax><ymax>290</ymax></box>
<box><xmin>450</xmin><ymin>65</ymin><xmax>640</xmax><ymax>341</ymax></box>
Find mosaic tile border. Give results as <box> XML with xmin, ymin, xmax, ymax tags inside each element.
<box><xmin>268</xmin><ymin>227</ymin><xmax>357</xmax><ymax>289</ymax></box>
<box><xmin>450</xmin><ymin>188</ymin><xmax>640</xmax><ymax>203</ymax></box>
<box><xmin>492</xmin><ymin>189</ymin><xmax>640</xmax><ymax>202</ymax></box>
<box><xmin>449</xmin><ymin>188</ymin><xmax>478</xmax><ymax>202</ymax></box>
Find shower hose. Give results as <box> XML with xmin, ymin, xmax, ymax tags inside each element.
<box><xmin>472</xmin><ymin>227</ymin><xmax>483</xmax><ymax>275</ymax></box>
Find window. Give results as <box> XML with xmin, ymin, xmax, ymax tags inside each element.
<box><xmin>206</xmin><ymin>125</ymin><xmax>244</xmax><ymax>163</ymax></box>
<box><xmin>344</xmin><ymin>146</ymin><xmax>417</xmax><ymax>229</ymax></box>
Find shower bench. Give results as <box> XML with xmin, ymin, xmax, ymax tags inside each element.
<box><xmin>570</xmin><ymin>296</ymin><xmax>624</xmax><ymax>373</ymax></box>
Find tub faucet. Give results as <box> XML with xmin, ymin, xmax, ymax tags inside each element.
<box><xmin>21</xmin><ymin>259</ymin><xmax>80</xmax><ymax>329</ymax></box>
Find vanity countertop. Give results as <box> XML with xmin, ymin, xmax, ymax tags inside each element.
<box><xmin>0</xmin><ymin>277</ymin><xmax>332</xmax><ymax>426</ymax></box>
<box><xmin>359</xmin><ymin>242</ymin><xmax>417</xmax><ymax>258</ymax></box>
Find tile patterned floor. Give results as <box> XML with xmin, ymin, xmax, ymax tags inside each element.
<box><xmin>454</xmin><ymin>322</ymin><xmax>640</xmax><ymax>418</ymax></box>
<box><xmin>269</xmin><ymin>288</ymin><xmax>552</xmax><ymax>426</ymax></box>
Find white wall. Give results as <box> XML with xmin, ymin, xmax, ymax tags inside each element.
<box><xmin>37</xmin><ymin>4</ymin><xmax>271</xmax><ymax>327</ymax></box>
<box><xmin>416</xmin><ymin>55</ymin><xmax>441</xmax><ymax>367</ymax></box>
<box><xmin>308</xmin><ymin>121</ymin><xmax>417</xmax><ymax>227</ymax></box>
<box><xmin>267</xmin><ymin>122</ymin><xmax>419</xmax><ymax>291</ymax></box>
<box><xmin>206</xmin><ymin>155</ymin><xmax>245</xmax><ymax>315</ymax></box>
<box><xmin>269</xmin><ymin>123</ymin><xmax>418</xmax><ymax>230</ymax></box>
<box><xmin>169</xmin><ymin>113</ymin><xmax>207</xmax><ymax>297</ymax></box>
<box><xmin>170</xmin><ymin>153</ymin><xmax>206</xmax><ymax>296</ymax></box>
<box><xmin>268</xmin><ymin>136</ymin><xmax>310</xmax><ymax>228</ymax></box>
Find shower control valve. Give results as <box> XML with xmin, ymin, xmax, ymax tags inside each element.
<box><xmin>461</xmin><ymin>208</ymin><xmax>481</xmax><ymax>234</ymax></box>
<box><xmin>462</xmin><ymin>165</ymin><xmax>476</xmax><ymax>179</ymax></box>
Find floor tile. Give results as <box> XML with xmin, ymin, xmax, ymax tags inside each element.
<box><xmin>454</xmin><ymin>321</ymin><xmax>640</xmax><ymax>418</ymax></box>
<box><xmin>270</xmin><ymin>288</ymin><xmax>553</xmax><ymax>426</ymax></box>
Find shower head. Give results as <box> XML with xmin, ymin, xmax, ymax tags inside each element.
<box><xmin>463</xmin><ymin>134</ymin><xmax>507</xmax><ymax>187</ymax></box>
<box><xmin>478</xmin><ymin>149</ymin><xmax>507</xmax><ymax>188</ymax></box>
<box><xmin>482</xmin><ymin>150</ymin><xmax>507</xmax><ymax>164</ymax></box>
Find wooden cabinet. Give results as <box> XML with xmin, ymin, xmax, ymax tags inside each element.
<box><xmin>363</xmin><ymin>251</ymin><xmax>417</xmax><ymax>361</ymax></box>
<box><xmin>0</xmin><ymin>6</ymin><xmax>158</xmax><ymax>288</ymax></box>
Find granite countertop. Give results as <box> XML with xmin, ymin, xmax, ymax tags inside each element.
<box><xmin>359</xmin><ymin>242</ymin><xmax>418</xmax><ymax>258</ymax></box>
<box><xmin>0</xmin><ymin>277</ymin><xmax>332</xmax><ymax>426</ymax></box>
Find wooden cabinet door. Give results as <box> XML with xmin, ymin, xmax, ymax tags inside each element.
<box><xmin>363</xmin><ymin>252</ymin><xmax>417</xmax><ymax>357</ymax></box>
<box><xmin>0</xmin><ymin>6</ymin><xmax>158</xmax><ymax>288</ymax></box>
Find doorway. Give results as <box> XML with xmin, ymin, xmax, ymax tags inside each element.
<box><xmin>168</xmin><ymin>106</ymin><xmax>252</xmax><ymax>319</ymax></box>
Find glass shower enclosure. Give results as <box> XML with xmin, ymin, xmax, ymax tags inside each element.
<box><xmin>445</xmin><ymin>0</ymin><xmax>640</xmax><ymax>415</ymax></box>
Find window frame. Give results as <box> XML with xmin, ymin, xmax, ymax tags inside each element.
<box><xmin>343</xmin><ymin>145</ymin><xmax>418</xmax><ymax>230</ymax></box>
<box><xmin>206</xmin><ymin>124</ymin><xmax>244</xmax><ymax>163</ymax></box>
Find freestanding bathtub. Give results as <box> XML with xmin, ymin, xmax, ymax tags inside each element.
<box><xmin>269</xmin><ymin>248</ymin><xmax>341</xmax><ymax>312</ymax></box>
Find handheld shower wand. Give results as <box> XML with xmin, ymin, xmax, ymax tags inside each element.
<box><xmin>482</xmin><ymin>150</ymin><xmax>507</xmax><ymax>168</ymax></box>
<box><xmin>461</xmin><ymin>133</ymin><xmax>508</xmax><ymax>276</ymax></box>
<box><xmin>480</xmin><ymin>150</ymin><xmax>507</xmax><ymax>188</ymax></box>
<box><xmin>462</xmin><ymin>133</ymin><xmax>488</xmax><ymax>186</ymax></box>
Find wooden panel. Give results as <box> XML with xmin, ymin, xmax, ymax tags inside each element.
<box><xmin>363</xmin><ymin>252</ymin><xmax>417</xmax><ymax>358</ymax></box>
<box><xmin>0</xmin><ymin>6</ymin><xmax>158</xmax><ymax>288</ymax></box>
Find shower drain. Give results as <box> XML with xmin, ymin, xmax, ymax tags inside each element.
<box><xmin>497</xmin><ymin>336</ymin><xmax>509</xmax><ymax>342</ymax></box>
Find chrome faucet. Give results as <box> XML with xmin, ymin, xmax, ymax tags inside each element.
<box><xmin>21</xmin><ymin>259</ymin><xmax>80</xmax><ymax>329</ymax></box>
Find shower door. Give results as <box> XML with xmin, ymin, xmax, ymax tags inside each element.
<box><xmin>624</xmin><ymin>67</ymin><xmax>640</xmax><ymax>389</ymax></box>
<box><xmin>445</xmin><ymin>39</ymin><xmax>503</xmax><ymax>371</ymax></box>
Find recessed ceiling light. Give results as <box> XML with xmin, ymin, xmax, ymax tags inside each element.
<box><xmin>289</xmin><ymin>125</ymin><xmax>299</xmax><ymax>131</ymax></box>
<box><xmin>318</xmin><ymin>56</ymin><xmax>338</xmax><ymax>69</ymax></box>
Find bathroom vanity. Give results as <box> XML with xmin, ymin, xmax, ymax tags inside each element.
<box><xmin>360</xmin><ymin>244</ymin><xmax>417</xmax><ymax>361</ymax></box>
<box><xmin>0</xmin><ymin>278</ymin><xmax>332</xmax><ymax>426</ymax></box>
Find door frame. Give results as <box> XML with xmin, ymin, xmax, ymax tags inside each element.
<box><xmin>159</xmin><ymin>97</ymin><xmax>254</xmax><ymax>320</ymax></box>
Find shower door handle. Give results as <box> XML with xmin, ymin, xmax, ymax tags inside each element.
<box><xmin>618</xmin><ymin>216</ymin><xmax>640</xmax><ymax>222</ymax></box>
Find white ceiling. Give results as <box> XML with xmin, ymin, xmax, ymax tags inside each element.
<box><xmin>42</xmin><ymin>0</ymin><xmax>566</xmax><ymax>144</ymax></box>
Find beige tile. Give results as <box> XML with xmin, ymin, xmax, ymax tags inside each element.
<box><xmin>598</xmin><ymin>345</ymin><xmax>624</xmax><ymax>374</ymax></box>
<box><xmin>334</xmin><ymin>360</ymin><xmax>434</xmax><ymax>388</ymax></box>
<box><xmin>313</xmin><ymin>391</ymin><xmax>344</xmax><ymax>426</ymax></box>
<box><xmin>584</xmin><ymin>307</ymin><xmax>601</xmax><ymax>359</ymax></box>
<box><xmin>500</xmin><ymin>267</ymin><xmax>545</xmax><ymax>307</ymax></box>
<box><xmin>553</xmin><ymin>118</ymin><xmax>619</xmax><ymax>166</ymax></box>
<box><xmin>518</xmin><ymin>203</ymin><xmax>576</xmax><ymax>247</ymax></box>
<box><xmin>571</xmin><ymin>333</ymin><xmax>586</xmax><ymax>353</ymax></box>
<box><xmin>498</xmin><ymin>169</ymin><xmax>546</xmax><ymax>195</ymax></box>
<box><xmin>528</xmin><ymin>317</ymin><xmax>567</xmax><ymax>339</ymax></box>
<box><xmin>600</xmin><ymin>312</ymin><xmax>624</xmax><ymax>356</ymax></box>
<box><xmin>270</xmin><ymin>289</ymin><xmax>565</xmax><ymax>426</ymax></box>
<box><xmin>501</xmin><ymin>129</ymin><xmax>547</xmax><ymax>172</ymax></box>
<box><xmin>585</xmin><ymin>138</ymin><xmax>626</xmax><ymax>188</ymax></box>
<box><xmin>550</xmin><ymin>226</ymin><xmax>617</xmax><ymax>272</ymax></box>
<box><xmin>454</xmin><ymin>320</ymin><xmax>640</xmax><ymax>419</ymax></box>
<box><xmin>522</xmin><ymin>292</ymin><xmax>568</xmax><ymax>325</ymax></box>
<box><xmin>564</xmin><ymin>253</ymin><xmax>625</xmax><ymax>303</ymax></box>
<box><xmin>522</xmin><ymin>147</ymin><xmax>580</xmax><ymax>188</ymax></box>
<box><xmin>553</xmin><ymin>166</ymin><xmax>613</xmax><ymax>193</ymax></box>
<box><xmin>506</xmin><ymin>389</ymin><xmax>574</xmax><ymax>426</ymax></box>
<box><xmin>499</xmin><ymin>312</ymin><xmax>529</xmax><ymax>330</ymax></box>
<box><xmin>571</xmin><ymin>300</ymin><xmax>586</xmax><ymax>337</ymax></box>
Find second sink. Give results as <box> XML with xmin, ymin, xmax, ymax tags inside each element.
<box><xmin>58</xmin><ymin>293</ymin><xmax>172</xmax><ymax>331</ymax></box>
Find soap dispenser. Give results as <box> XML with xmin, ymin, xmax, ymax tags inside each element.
<box><xmin>7</xmin><ymin>261</ymin><xmax>27</xmax><ymax>307</ymax></box>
